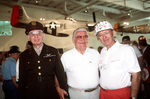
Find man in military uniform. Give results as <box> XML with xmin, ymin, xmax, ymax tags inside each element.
<box><xmin>18</xmin><ymin>21</ymin><xmax>68</xmax><ymax>99</ymax></box>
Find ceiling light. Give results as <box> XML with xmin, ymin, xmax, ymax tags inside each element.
<box><xmin>123</xmin><ymin>22</ymin><xmax>129</xmax><ymax>25</ymax></box>
<box><xmin>40</xmin><ymin>18</ymin><xmax>45</xmax><ymax>20</ymax></box>
<box><xmin>127</xmin><ymin>10</ymin><xmax>132</xmax><ymax>18</ymax></box>
<box><xmin>84</xmin><ymin>10</ymin><xmax>88</xmax><ymax>13</ymax></box>
<box><xmin>35</xmin><ymin>0</ymin><xmax>41</xmax><ymax>3</ymax></box>
<box><xmin>84</xmin><ymin>7</ymin><xmax>89</xmax><ymax>13</ymax></box>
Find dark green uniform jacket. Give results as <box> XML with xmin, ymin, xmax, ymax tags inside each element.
<box><xmin>18</xmin><ymin>43</ymin><xmax>68</xmax><ymax>99</ymax></box>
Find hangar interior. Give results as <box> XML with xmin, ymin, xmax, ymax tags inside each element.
<box><xmin>0</xmin><ymin>0</ymin><xmax>150</xmax><ymax>98</ymax></box>
<box><xmin>0</xmin><ymin>0</ymin><xmax>150</xmax><ymax>52</ymax></box>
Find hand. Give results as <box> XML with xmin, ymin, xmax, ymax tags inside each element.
<box><xmin>56</xmin><ymin>86</ymin><xmax>68</xmax><ymax>99</ymax></box>
<box><xmin>16</xmin><ymin>83</ymin><xmax>19</xmax><ymax>88</ymax></box>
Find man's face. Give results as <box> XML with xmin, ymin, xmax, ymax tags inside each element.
<box><xmin>72</xmin><ymin>31</ymin><xmax>88</xmax><ymax>52</ymax></box>
<box><xmin>97</xmin><ymin>29</ymin><xmax>115</xmax><ymax>49</ymax></box>
<box><xmin>11</xmin><ymin>53</ymin><xmax>20</xmax><ymax>61</ymax></box>
<box><xmin>27</xmin><ymin>30</ymin><xmax>44</xmax><ymax>46</ymax></box>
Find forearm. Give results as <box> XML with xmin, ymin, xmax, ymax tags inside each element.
<box><xmin>55</xmin><ymin>75</ymin><xmax>68</xmax><ymax>99</ymax></box>
<box><xmin>1</xmin><ymin>76</ymin><xmax>4</xmax><ymax>82</ymax></box>
<box><xmin>55</xmin><ymin>52</ymin><xmax>68</xmax><ymax>90</ymax></box>
<box><xmin>138</xmin><ymin>57</ymin><xmax>144</xmax><ymax>70</ymax></box>
<box><xmin>12</xmin><ymin>76</ymin><xmax>18</xmax><ymax>88</ymax></box>
<box><xmin>55</xmin><ymin>75</ymin><xmax>60</xmax><ymax>87</ymax></box>
<box><xmin>131</xmin><ymin>72</ymin><xmax>141</xmax><ymax>98</ymax></box>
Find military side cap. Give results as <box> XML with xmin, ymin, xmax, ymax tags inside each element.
<box><xmin>25</xmin><ymin>21</ymin><xmax>44</xmax><ymax>35</ymax></box>
<box><xmin>9</xmin><ymin>45</ymin><xmax>20</xmax><ymax>54</ymax></box>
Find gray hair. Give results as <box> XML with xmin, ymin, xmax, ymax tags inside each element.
<box><xmin>72</xmin><ymin>28</ymin><xmax>89</xmax><ymax>38</ymax></box>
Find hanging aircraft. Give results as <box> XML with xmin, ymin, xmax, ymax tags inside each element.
<box><xmin>11</xmin><ymin>5</ymin><xmax>96</xmax><ymax>37</ymax></box>
<box><xmin>114</xmin><ymin>23</ymin><xmax>150</xmax><ymax>34</ymax></box>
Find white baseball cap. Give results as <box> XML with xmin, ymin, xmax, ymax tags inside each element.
<box><xmin>94</xmin><ymin>21</ymin><xmax>113</xmax><ymax>35</ymax></box>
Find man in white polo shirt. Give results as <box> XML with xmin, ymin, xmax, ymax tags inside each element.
<box><xmin>122</xmin><ymin>36</ymin><xmax>144</xmax><ymax>70</ymax></box>
<box><xmin>95</xmin><ymin>21</ymin><xmax>141</xmax><ymax>99</ymax></box>
<box><xmin>61</xmin><ymin>28</ymin><xmax>100</xmax><ymax>99</ymax></box>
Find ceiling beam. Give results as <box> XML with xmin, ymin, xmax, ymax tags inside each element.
<box><xmin>67</xmin><ymin>0</ymin><xmax>101</xmax><ymax>15</ymax></box>
<box><xmin>17</xmin><ymin>0</ymin><xmax>23</xmax><ymax>5</ymax></box>
<box><xmin>68</xmin><ymin>0</ymin><xmax>126</xmax><ymax>14</ymax></box>
<box><xmin>122</xmin><ymin>11</ymin><xmax>150</xmax><ymax>22</ymax></box>
<box><xmin>103</xmin><ymin>0</ymin><xmax>150</xmax><ymax>12</ymax></box>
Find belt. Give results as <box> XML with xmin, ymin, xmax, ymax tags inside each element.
<box><xmin>69</xmin><ymin>85</ymin><xmax>99</xmax><ymax>92</ymax></box>
<box><xmin>101</xmin><ymin>86</ymin><xmax>130</xmax><ymax>92</ymax></box>
<box><xmin>4</xmin><ymin>80</ymin><xmax>12</xmax><ymax>82</ymax></box>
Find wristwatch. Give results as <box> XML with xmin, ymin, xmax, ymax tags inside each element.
<box><xmin>130</xmin><ymin>97</ymin><xmax>136</xmax><ymax>99</ymax></box>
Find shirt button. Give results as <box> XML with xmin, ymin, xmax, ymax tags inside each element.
<box><xmin>49</xmin><ymin>59</ymin><xmax>51</xmax><ymax>61</ymax></box>
<box><xmin>38</xmin><ymin>61</ymin><xmax>40</xmax><ymax>63</ymax></box>
<box><xmin>28</xmin><ymin>62</ymin><xmax>30</xmax><ymax>64</ymax></box>
<box><xmin>38</xmin><ymin>66</ymin><xmax>41</xmax><ymax>69</ymax></box>
<box><xmin>38</xmin><ymin>72</ymin><xmax>41</xmax><ymax>75</ymax></box>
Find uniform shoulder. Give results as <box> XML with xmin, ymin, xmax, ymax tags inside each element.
<box><xmin>44</xmin><ymin>44</ymin><xmax>58</xmax><ymax>51</ymax></box>
<box><xmin>20</xmin><ymin>48</ymin><xmax>30</xmax><ymax>55</ymax></box>
<box><xmin>20</xmin><ymin>48</ymin><xmax>34</xmax><ymax>59</ymax></box>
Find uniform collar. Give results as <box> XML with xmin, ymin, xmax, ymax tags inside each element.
<box><xmin>34</xmin><ymin>43</ymin><xmax>43</xmax><ymax>56</ymax></box>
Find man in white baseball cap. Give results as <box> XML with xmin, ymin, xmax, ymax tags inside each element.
<box><xmin>95</xmin><ymin>21</ymin><xmax>141</xmax><ymax>99</ymax></box>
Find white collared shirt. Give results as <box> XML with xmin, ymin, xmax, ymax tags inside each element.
<box><xmin>99</xmin><ymin>41</ymin><xmax>141</xmax><ymax>90</ymax></box>
<box><xmin>61</xmin><ymin>47</ymin><xmax>100</xmax><ymax>90</ymax></box>
<box><xmin>16</xmin><ymin>59</ymin><xmax>19</xmax><ymax>82</ymax></box>
<box><xmin>132</xmin><ymin>45</ymin><xmax>142</xmax><ymax>58</ymax></box>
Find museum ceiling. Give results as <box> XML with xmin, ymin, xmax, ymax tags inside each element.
<box><xmin>0</xmin><ymin>0</ymin><xmax>150</xmax><ymax>26</ymax></box>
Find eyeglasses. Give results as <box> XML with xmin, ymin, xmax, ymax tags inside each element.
<box><xmin>96</xmin><ymin>30</ymin><xmax>112</xmax><ymax>38</ymax></box>
<box><xmin>29</xmin><ymin>31</ymin><xmax>43</xmax><ymax>37</ymax></box>
<box><xmin>75</xmin><ymin>35</ymin><xmax>88</xmax><ymax>39</ymax></box>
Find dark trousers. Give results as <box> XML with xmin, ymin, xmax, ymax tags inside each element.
<box><xmin>2</xmin><ymin>81</ymin><xmax>18</xmax><ymax>99</ymax></box>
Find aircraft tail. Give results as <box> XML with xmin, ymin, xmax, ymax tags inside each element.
<box><xmin>113</xmin><ymin>23</ymin><xmax>119</xmax><ymax>32</ymax></box>
<box><xmin>11</xmin><ymin>5</ymin><xmax>31</xmax><ymax>28</ymax></box>
<box><xmin>113</xmin><ymin>23</ymin><xmax>124</xmax><ymax>32</ymax></box>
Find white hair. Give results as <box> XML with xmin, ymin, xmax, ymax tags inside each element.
<box><xmin>72</xmin><ymin>28</ymin><xmax>89</xmax><ymax>38</ymax></box>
